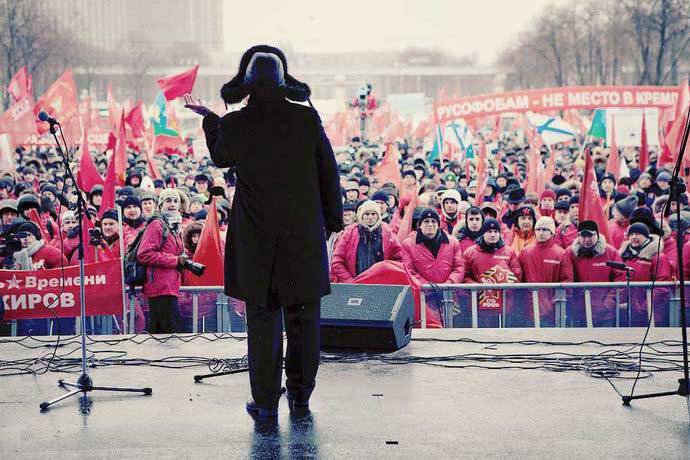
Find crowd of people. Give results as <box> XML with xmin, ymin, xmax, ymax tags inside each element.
<box><xmin>0</xmin><ymin>115</ymin><xmax>687</xmax><ymax>333</ymax></box>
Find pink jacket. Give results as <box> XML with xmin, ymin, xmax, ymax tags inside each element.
<box><xmin>401</xmin><ymin>233</ymin><xmax>465</xmax><ymax>284</ymax></box>
<box><xmin>137</xmin><ymin>219</ymin><xmax>185</xmax><ymax>298</ymax></box>
<box><xmin>607</xmin><ymin>220</ymin><xmax>629</xmax><ymax>249</ymax></box>
<box><xmin>330</xmin><ymin>224</ymin><xmax>403</xmax><ymax>283</ymax></box>
<box><xmin>462</xmin><ymin>243</ymin><xmax>521</xmax><ymax>283</ymax></box>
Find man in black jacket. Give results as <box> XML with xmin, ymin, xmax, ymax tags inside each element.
<box><xmin>188</xmin><ymin>45</ymin><xmax>344</xmax><ymax>417</ymax></box>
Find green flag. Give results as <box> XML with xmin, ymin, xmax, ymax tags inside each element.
<box><xmin>588</xmin><ymin>109</ymin><xmax>606</xmax><ymax>139</ymax></box>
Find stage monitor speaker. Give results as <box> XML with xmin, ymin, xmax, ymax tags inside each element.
<box><xmin>320</xmin><ymin>284</ymin><xmax>414</xmax><ymax>351</ymax></box>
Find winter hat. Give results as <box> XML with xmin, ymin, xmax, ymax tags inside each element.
<box><xmin>554</xmin><ymin>201</ymin><xmax>570</xmax><ymax>211</ymax></box>
<box><xmin>418</xmin><ymin>207</ymin><xmax>440</xmax><ymax>224</ymax></box>
<box><xmin>441</xmin><ymin>189</ymin><xmax>462</xmax><ymax>205</ymax></box>
<box><xmin>61</xmin><ymin>210</ymin><xmax>77</xmax><ymax>222</ymax></box>
<box><xmin>535</xmin><ymin>216</ymin><xmax>556</xmax><ymax>235</ymax></box>
<box><xmin>140</xmin><ymin>191</ymin><xmax>156</xmax><ymax>203</ymax></box>
<box><xmin>158</xmin><ymin>189</ymin><xmax>183</xmax><ymax>209</ymax></box>
<box><xmin>343</xmin><ymin>201</ymin><xmax>358</xmax><ymax>212</ymax></box>
<box><xmin>190</xmin><ymin>194</ymin><xmax>207</xmax><ymax>206</ymax></box>
<box><xmin>221</xmin><ymin>45</ymin><xmax>311</xmax><ymax>104</ymax></box>
<box><xmin>101</xmin><ymin>209</ymin><xmax>119</xmax><ymax>223</ymax></box>
<box><xmin>370</xmin><ymin>190</ymin><xmax>389</xmax><ymax>203</ymax></box>
<box><xmin>122</xmin><ymin>195</ymin><xmax>142</xmax><ymax>210</ymax></box>
<box><xmin>555</xmin><ymin>188</ymin><xmax>572</xmax><ymax>201</ymax></box>
<box><xmin>628</xmin><ymin>222</ymin><xmax>650</xmax><ymax>238</ymax></box>
<box><xmin>0</xmin><ymin>199</ymin><xmax>18</xmax><ymax>213</ymax></box>
<box><xmin>481</xmin><ymin>217</ymin><xmax>501</xmax><ymax>233</ymax></box>
<box><xmin>629</xmin><ymin>207</ymin><xmax>662</xmax><ymax>236</ymax></box>
<box><xmin>656</xmin><ymin>171</ymin><xmax>672</xmax><ymax>182</ymax></box>
<box><xmin>139</xmin><ymin>176</ymin><xmax>155</xmax><ymax>192</ymax></box>
<box><xmin>17</xmin><ymin>194</ymin><xmax>40</xmax><ymax>212</ymax></box>
<box><xmin>506</xmin><ymin>187</ymin><xmax>525</xmax><ymax>204</ymax></box>
<box><xmin>402</xmin><ymin>170</ymin><xmax>417</xmax><ymax>180</ymax></box>
<box><xmin>357</xmin><ymin>200</ymin><xmax>381</xmax><ymax>220</ymax></box>
<box><xmin>194</xmin><ymin>209</ymin><xmax>208</xmax><ymax>221</ymax></box>
<box><xmin>540</xmin><ymin>189</ymin><xmax>556</xmax><ymax>201</ymax></box>
<box><xmin>569</xmin><ymin>195</ymin><xmax>580</xmax><ymax>207</ymax></box>
<box><xmin>17</xmin><ymin>221</ymin><xmax>41</xmax><ymax>240</ymax></box>
<box><xmin>577</xmin><ymin>220</ymin><xmax>598</xmax><ymax>236</ymax></box>
<box><xmin>614</xmin><ymin>195</ymin><xmax>638</xmax><ymax>219</ymax></box>
<box><xmin>40</xmin><ymin>183</ymin><xmax>59</xmax><ymax>197</ymax></box>
<box><xmin>516</xmin><ymin>205</ymin><xmax>536</xmax><ymax>223</ymax></box>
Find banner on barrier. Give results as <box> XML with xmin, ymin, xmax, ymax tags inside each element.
<box><xmin>434</xmin><ymin>85</ymin><xmax>680</xmax><ymax>123</ymax></box>
<box><xmin>0</xmin><ymin>260</ymin><xmax>123</xmax><ymax>320</ymax></box>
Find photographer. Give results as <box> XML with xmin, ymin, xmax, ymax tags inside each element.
<box><xmin>0</xmin><ymin>199</ymin><xmax>19</xmax><ymax>234</ymax></box>
<box><xmin>13</xmin><ymin>222</ymin><xmax>67</xmax><ymax>270</ymax></box>
<box><xmin>136</xmin><ymin>189</ymin><xmax>187</xmax><ymax>333</ymax></box>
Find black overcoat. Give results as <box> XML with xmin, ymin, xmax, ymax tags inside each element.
<box><xmin>202</xmin><ymin>97</ymin><xmax>343</xmax><ymax>307</ymax></box>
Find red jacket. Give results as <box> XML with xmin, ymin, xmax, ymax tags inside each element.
<box><xmin>661</xmin><ymin>234</ymin><xmax>678</xmax><ymax>278</ymax></box>
<box><xmin>137</xmin><ymin>219</ymin><xmax>185</xmax><ymax>298</ymax></box>
<box><xmin>607</xmin><ymin>220</ymin><xmax>629</xmax><ymax>249</ymax></box>
<box><xmin>401</xmin><ymin>232</ymin><xmax>465</xmax><ymax>284</ymax></box>
<box><xmin>564</xmin><ymin>237</ymin><xmax>625</xmax><ymax>282</ymax></box>
<box><xmin>554</xmin><ymin>220</ymin><xmax>578</xmax><ymax>250</ymax></box>
<box><xmin>31</xmin><ymin>243</ymin><xmax>68</xmax><ymax>269</ymax></box>
<box><xmin>457</xmin><ymin>234</ymin><xmax>477</xmax><ymax>253</ymax></box>
<box><xmin>620</xmin><ymin>236</ymin><xmax>671</xmax><ymax>282</ymax></box>
<box><xmin>440</xmin><ymin>213</ymin><xmax>460</xmax><ymax>235</ymax></box>
<box><xmin>123</xmin><ymin>223</ymin><xmax>144</xmax><ymax>250</ymax></box>
<box><xmin>519</xmin><ymin>238</ymin><xmax>573</xmax><ymax>283</ymax></box>
<box><xmin>462</xmin><ymin>243</ymin><xmax>521</xmax><ymax>283</ymax></box>
<box><xmin>330</xmin><ymin>224</ymin><xmax>402</xmax><ymax>283</ymax></box>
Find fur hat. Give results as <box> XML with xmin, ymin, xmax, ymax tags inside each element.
<box><xmin>356</xmin><ymin>200</ymin><xmax>383</xmax><ymax>230</ymax></box>
<box><xmin>220</xmin><ymin>45</ymin><xmax>311</xmax><ymax>104</ymax></box>
<box><xmin>157</xmin><ymin>189</ymin><xmax>189</xmax><ymax>213</ymax></box>
<box><xmin>17</xmin><ymin>221</ymin><xmax>41</xmax><ymax>240</ymax></box>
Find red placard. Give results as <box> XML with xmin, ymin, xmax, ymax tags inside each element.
<box><xmin>1</xmin><ymin>260</ymin><xmax>123</xmax><ymax>320</ymax></box>
<box><xmin>434</xmin><ymin>85</ymin><xmax>681</xmax><ymax>123</ymax></box>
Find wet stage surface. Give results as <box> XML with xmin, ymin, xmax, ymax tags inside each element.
<box><xmin>1</xmin><ymin>328</ymin><xmax>689</xmax><ymax>459</ymax></box>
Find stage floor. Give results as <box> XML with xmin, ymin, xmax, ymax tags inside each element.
<box><xmin>1</xmin><ymin>328</ymin><xmax>689</xmax><ymax>459</ymax></box>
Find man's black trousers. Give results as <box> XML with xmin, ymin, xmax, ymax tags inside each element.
<box><xmin>245</xmin><ymin>300</ymin><xmax>320</xmax><ymax>409</ymax></box>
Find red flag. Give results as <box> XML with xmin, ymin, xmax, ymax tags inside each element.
<box><xmin>79</xmin><ymin>96</ymin><xmax>92</xmax><ymax>130</ymax></box>
<box><xmin>25</xmin><ymin>208</ymin><xmax>50</xmax><ymax>242</ymax></box>
<box><xmin>187</xmin><ymin>198</ymin><xmax>224</xmax><ymax>286</ymax></box>
<box><xmin>34</xmin><ymin>69</ymin><xmax>81</xmax><ymax>145</ymax></box>
<box><xmin>474</xmin><ymin>142</ymin><xmax>488</xmax><ymax>206</ymax></box>
<box><xmin>106</xmin><ymin>83</ymin><xmax>122</xmax><ymax>133</ymax></box>
<box><xmin>7</xmin><ymin>66</ymin><xmax>29</xmax><ymax>102</ymax></box>
<box><xmin>142</xmin><ymin>130</ymin><xmax>163</xmax><ymax>180</ymax></box>
<box><xmin>397</xmin><ymin>185</ymin><xmax>420</xmax><ymax>241</ymax></box>
<box><xmin>605</xmin><ymin>116</ymin><xmax>620</xmax><ymax>177</ymax></box>
<box><xmin>0</xmin><ymin>95</ymin><xmax>36</xmax><ymax>146</ymax></box>
<box><xmin>544</xmin><ymin>145</ymin><xmax>556</xmax><ymax>184</ymax></box>
<box><xmin>100</xmin><ymin>155</ymin><xmax>116</xmax><ymax>218</ymax></box>
<box><xmin>124</xmin><ymin>100</ymin><xmax>145</xmax><ymax>139</ymax></box>
<box><xmin>157</xmin><ymin>65</ymin><xmax>199</xmax><ymax>100</ymax></box>
<box><xmin>373</xmin><ymin>143</ymin><xmax>401</xmax><ymax>190</ymax></box>
<box><xmin>77</xmin><ymin>127</ymin><xmax>104</xmax><ymax>193</ymax></box>
<box><xmin>639</xmin><ymin>112</ymin><xmax>649</xmax><ymax>172</ymax></box>
<box><xmin>660</xmin><ymin>81</ymin><xmax>690</xmax><ymax>166</ymax></box>
<box><xmin>114</xmin><ymin>111</ymin><xmax>128</xmax><ymax>186</ymax></box>
<box><xmin>579</xmin><ymin>149</ymin><xmax>610</xmax><ymax>242</ymax></box>
<box><xmin>526</xmin><ymin>140</ymin><xmax>539</xmax><ymax>194</ymax></box>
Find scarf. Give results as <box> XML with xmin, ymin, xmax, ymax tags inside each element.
<box><xmin>355</xmin><ymin>225</ymin><xmax>383</xmax><ymax>276</ymax></box>
<box><xmin>161</xmin><ymin>210</ymin><xmax>182</xmax><ymax>232</ymax></box>
<box><xmin>13</xmin><ymin>240</ymin><xmax>44</xmax><ymax>270</ymax></box>
<box><xmin>577</xmin><ymin>244</ymin><xmax>597</xmax><ymax>258</ymax></box>
<box><xmin>458</xmin><ymin>226</ymin><xmax>482</xmax><ymax>242</ymax></box>
<box><xmin>124</xmin><ymin>216</ymin><xmax>145</xmax><ymax>229</ymax></box>
<box><xmin>477</xmin><ymin>235</ymin><xmax>505</xmax><ymax>254</ymax></box>
<box><xmin>621</xmin><ymin>238</ymin><xmax>651</xmax><ymax>261</ymax></box>
<box><xmin>416</xmin><ymin>229</ymin><xmax>448</xmax><ymax>259</ymax></box>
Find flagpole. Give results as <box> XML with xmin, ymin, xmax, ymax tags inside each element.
<box><xmin>116</xmin><ymin>205</ymin><xmax>127</xmax><ymax>334</ymax></box>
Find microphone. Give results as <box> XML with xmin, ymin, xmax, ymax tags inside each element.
<box><xmin>37</xmin><ymin>111</ymin><xmax>59</xmax><ymax>126</ymax></box>
<box><xmin>606</xmin><ymin>260</ymin><xmax>635</xmax><ymax>271</ymax></box>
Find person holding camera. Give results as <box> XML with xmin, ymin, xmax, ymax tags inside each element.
<box><xmin>136</xmin><ymin>189</ymin><xmax>188</xmax><ymax>333</ymax></box>
<box><xmin>13</xmin><ymin>221</ymin><xmax>67</xmax><ymax>270</ymax></box>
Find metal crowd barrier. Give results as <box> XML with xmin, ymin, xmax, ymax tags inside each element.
<box><xmin>420</xmin><ymin>281</ymin><xmax>686</xmax><ymax>329</ymax></box>
<box><xmin>5</xmin><ymin>282</ymin><xmax>689</xmax><ymax>336</ymax></box>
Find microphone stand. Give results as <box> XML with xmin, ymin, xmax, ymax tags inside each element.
<box><xmin>39</xmin><ymin>121</ymin><xmax>152</xmax><ymax>412</ymax></box>
<box><xmin>622</xmin><ymin>103</ymin><xmax>690</xmax><ymax>415</ymax></box>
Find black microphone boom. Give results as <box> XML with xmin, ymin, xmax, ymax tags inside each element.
<box><xmin>606</xmin><ymin>260</ymin><xmax>634</xmax><ymax>271</ymax></box>
<box><xmin>37</xmin><ymin>111</ymin><xmax>59</xmax><ymax>126</ymax></box>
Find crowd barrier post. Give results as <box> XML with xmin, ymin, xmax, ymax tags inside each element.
<box><xmin>420</xmin><ymin>292</ymin><xmax>427</xmax><ymax>328</ymax></box>
<box><xmin>584</xmin><ymin>289</ymin><xmax>593</xmax><ymax>328</ymax></box>
<box><xmin>554</xmin><ymin>288</ymin><xmax>567</xmax><ymax>327</ymax></box>
<box><xmin>670</xmin><ymin>285</ymin><xmax>681</xmax><ymax>327</ymax></box>
<box><xmin>10</xmin><ymin>320</ymin><xmax>17</xmax><ymax>336</ymax></box>
<box><xmin>615</xmin><ymin>289</ymin><xmax>621</xmax><ymax>327</ymax></box>
<box><xmin>128</xmin><ymin>291</ymin><xmax>136</xmax><ymax>334</ymax></box>
<box><xmin>531</xmin><ymin>290</ymin><xmax>540</xmax><ymax>328</ymax></box>
<box><xmin>441</xmin><ymin>288</ymin><xmax>454</xmax><ymax>328</ymax></box>
<box><xmin>216</xmin><ymin>292</ymin><xmax>229</xmax><ymax>332</ymax></box>
<box><xmin>646</xmin><ymin>289</ymin><xmax>655</xmax><ymax>327</ymax></box>
<box><xmin>192</xmin><ymin>293</ymin><xmax>199</xmax><ymax>334</ymax></box>
<box><xmin>470</xmin><ymin>290</ymin><xmax>478</xmax><ymax>328</ymax></box>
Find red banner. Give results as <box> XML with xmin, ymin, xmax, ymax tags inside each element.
<box><xmin>434</xmin><ymin>85</ymin><xmax>681</xmax><ymax>123</ymax></box>
<box><xmin>1</xmin><ymin>260</ymin><xmax>123</xmax><ymax>320</ymax></box>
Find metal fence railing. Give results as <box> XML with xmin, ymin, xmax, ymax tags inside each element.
<box><xmin>4</xmin><ymin>282</ymin><xmax>689</xmax><ymax>336</ymax></box>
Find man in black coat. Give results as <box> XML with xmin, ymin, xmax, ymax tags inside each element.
<box><xmin>188</xmin><ymin>45</ymin><xmax>344</xmax><ymax>417</ymax></box>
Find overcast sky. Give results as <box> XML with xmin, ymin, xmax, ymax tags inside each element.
<box><xmin>223</xmin><ymin>0</ymin><xmax>559</xmax><ymax>64</ymax></box>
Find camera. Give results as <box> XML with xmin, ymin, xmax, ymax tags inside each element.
<box><xmin>88</xmin><ymin>227</ymin><xmax>103</xmax><ymax>246</ymax></box>
<box><xmin>0</xmin><ymin>234</ymin><xmax>22</xmax><ymax>258</ymax></box>
<box><xmin>182</xmin><ymin>259</ymin><xmax>206</xmax><ymax>277</ymax></box>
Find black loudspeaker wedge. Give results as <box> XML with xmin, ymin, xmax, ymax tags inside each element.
<box><xmin>320</xmin><ymin>284</ymin><xmax>414</xmax><ymax>351</ymax></box>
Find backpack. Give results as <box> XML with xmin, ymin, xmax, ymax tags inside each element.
<box><xmin>123</xmin><ymin>217</ymin><xmax>169</xmax><ymax>287</ymax></box>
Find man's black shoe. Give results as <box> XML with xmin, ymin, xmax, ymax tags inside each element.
<box><xmin>282</xmin><ymin>387</ymin><xmax>309</xmax><ymax>409</ymax></box>
<box><xmin>245</xmin><ymin>398</ymin><xmax>278</xmax><ymax>418</ymax></box>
